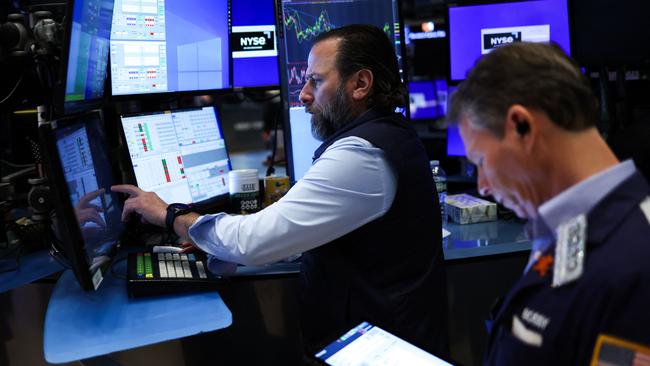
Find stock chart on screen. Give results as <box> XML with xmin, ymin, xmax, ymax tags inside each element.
<box><xmin>281</xmin><ymin>0</ymin><xmax>403</xmax><ymax>107</ymax></box>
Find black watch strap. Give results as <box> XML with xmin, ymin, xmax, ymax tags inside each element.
<box><xmin>165</xmin><ymin>203</ymin><xmax>192</xmax><ymax>232</ymax></box>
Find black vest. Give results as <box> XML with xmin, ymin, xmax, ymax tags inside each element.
<box><xmin>300</xmin><ymin>108</ymin><xmax>448</xmax><ymax>356</ymax></box>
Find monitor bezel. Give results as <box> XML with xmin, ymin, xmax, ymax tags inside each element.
<box><xmin>107</xmin><ymin>0</ymin><xmax>234</xmax><ymax>99</ymax></box>
<box><xmin>276</xmin><ymin>0</ymin><xmax>409</xmax><ymax>183</ymax></box>
<box><xmin>117</xmin><ymin>106</ymin><xmax>233</xmax><ymax>213</ymax></box>
<box><xmin>39</xmin><ymin>109</ymin><xmax>122</xmax><ymax>291</ymax></box>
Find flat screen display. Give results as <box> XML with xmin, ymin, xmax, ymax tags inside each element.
<box><xmin>280</xmin><ymin>0</ymin><xmax>405</xmax><ymax>182</ymax></box>
<box><xmin>409</xmin><ymin>79</ymin><xmax>448</xmax><ymax>121</ymax></box>
<box><xmin>63</xmin><ymin>0</ymin><xmax>114</xmax><ymax>113</ymax></box>
<box><xmin>231</xmin><ymin>0</ymin><xmax>279</xmax><ymax>88</ymax></box>
<box><xmin>120</xmin><ymin>107</ymin><xmax>232</xmax><ymax>205</ymax></box>
<box><xmin>448</xmin><ymin>0</ymin><xmax>571</xmax><ymax>80</ymax></box>
<box><xmin>314</xmin><ymin>322</ymin><xmax>453</xmax><ymax>366</ymax></box>
<box><xmin>445</xmin><ymin>85</ymin><xmax>466</xmax><ymax>157</ymax></box>
<box><xmin>110</xmin><ymin>0</ymin><xmax>230</xmax><ymax>95</ymax></box>
<box><xmin>446</xmin><ymin>124</ymin><xmax>466</xmax><ymax>157</ymax></box>
<box><xmin>45</xmin><ymin>111</ymin><xmax>125</xmax><ymax>290</ymax></box>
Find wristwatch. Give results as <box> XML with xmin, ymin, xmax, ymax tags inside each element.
<box><xmin>165</xmin><ymin>203</ymin><xmax>192</xmax><ymax>232</ymax></box>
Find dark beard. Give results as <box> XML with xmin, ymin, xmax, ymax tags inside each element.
<box><xmin>309</xmin><ymin>85</ymin><xmax>354</xmax><ymax>141</ymax></box>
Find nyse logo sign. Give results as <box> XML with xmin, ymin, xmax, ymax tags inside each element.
<box><xmin>234</xmin><ymin>31</ymin><xmax>274</xmax><ymax>51</ymax></box>
<box><xmin>241</xmin><ymin>36</ymin><xmax>267</xmax><ymax>47</ymax></box>
<box><xmin>231</xmin><ymin>26</ymin><xmax>277</xmax><ymax>58</ymax></box>
<box><xmin>483</xmin><ymin>32</ymin><xmax>522</xmax><ymax>51</ymax></box>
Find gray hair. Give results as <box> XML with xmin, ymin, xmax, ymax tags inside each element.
<box><xmin>447</xmin><ymin>42</ymin><xmax>598</xmax><ymax>137</ymax></box>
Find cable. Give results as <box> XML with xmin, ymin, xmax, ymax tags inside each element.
<box><xmin>0</xmin><ymin>75</ymin><xmax>24</xmax><ymax>105</ymax></box>
<box><xmin>0</xmin><ymin>159</ymin><xmax>34</xmax><ymax>168</ymax></box>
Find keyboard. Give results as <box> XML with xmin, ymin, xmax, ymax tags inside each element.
<box><xmin>126</xmin><ymin>251</ymin><xmax>228</xmax><ymax>297</ymax></box>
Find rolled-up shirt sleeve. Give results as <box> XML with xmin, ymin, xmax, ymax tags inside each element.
<box><xmin>188</xmin><ymin>136</ymin><xmax>397</xmax><ymax>267</ymax></box>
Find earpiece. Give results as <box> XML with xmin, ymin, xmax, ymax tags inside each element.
<box><xmin>515</xmin><ymin>120</ymin><xmax>530</xmax><ymax>136</ymax></box>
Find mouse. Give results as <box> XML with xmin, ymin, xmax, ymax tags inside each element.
<box><xmin>152</xmin><ymin>246</ymin><xmax>183</xmax><ymax>254</ymax></box>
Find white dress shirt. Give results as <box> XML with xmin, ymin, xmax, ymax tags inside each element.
<box><xmin>188</xmin><ymin>136</ymin><xmax>398</xmax><ymax>271</ymax></box>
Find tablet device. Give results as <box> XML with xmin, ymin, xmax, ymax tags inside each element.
<box><xmin>313</xmin><ymin>321</ymin><xmax>454</xmax><ymax>366</ymax></box>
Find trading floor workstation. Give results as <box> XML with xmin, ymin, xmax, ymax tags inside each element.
<box><xmin>1</xmin><ymin>0</ymin><xmax>649</xmax><ymax>365</ymax></box>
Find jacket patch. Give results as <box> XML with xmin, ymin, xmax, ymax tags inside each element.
<box><xmin>512</xmin><ymin>315</ymin><xmax>543</xmax><ymax>347</ymax></box>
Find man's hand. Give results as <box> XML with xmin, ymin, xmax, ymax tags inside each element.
<box><xmin>111</xmin><ymin>184</ymin><xmax>168</xmax><ymax>227</ymax></box>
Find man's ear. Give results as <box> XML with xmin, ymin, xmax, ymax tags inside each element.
<box><xmin>350</xmin><ymin>69</ymin><xmax>373</xmax><ymax>102</ymax></box>
<box><xmin>505</xmin><ymin>104</ymin><xmax>537</xmax><ymax>153</ymax></box>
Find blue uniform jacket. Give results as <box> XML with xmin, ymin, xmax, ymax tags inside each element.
<box><xmin>485</xmin><ymin>171</ymin><xmax>650</xmax><ymax>365</ymax></box>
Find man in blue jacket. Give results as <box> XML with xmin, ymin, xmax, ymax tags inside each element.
<box><xmin>447</xmin><ymin>42</ymin><xmax>650</xmax><ymax>365</ymax></box>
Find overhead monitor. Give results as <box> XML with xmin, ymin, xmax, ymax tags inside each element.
<box><xmin>109</xmin><ymin>0</ymin><xmax>231</xmax><ymax>96</ymax></box>
<box><xmin>278</xmin><ymin>0</ymin><xmax>406</xmax><ymax>183</ymax></box>
<box><xmin>409</xmin><ymin>79</ymin><xmax>448</xmax><ymax>121</ymax></box>
<box><xmin>59</xmin><ymin>0</ymin><xmax>115</xmax><ymax>116</ymax></box>
<box><xmin>231</xmin><ymin>0</ymin><xmax>280</xmax><ymax>88</ymax></box>
<box><xmin>119</xmin><ymin>106</ymin><xmax>232</xmax><ymax>207</ymax></box>
<box><xmin>445</xmin><ymin>85</ymin><xmax>466</xmax><ymax>157</ymax></box>
<box><xmin>448</xmin><ymin>0</ymin><xmax>571</xmax><ymax>81</ymax></box>
<box><xmin>39</xmin><ymin>110</ymin><xmax>125</xmax><ymax>291</ymax></box>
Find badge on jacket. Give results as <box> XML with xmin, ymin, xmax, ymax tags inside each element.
<box><xmin>552</xmin><ymin>214</ymin><xmax>586</xmax><ymax>287</ymax></box>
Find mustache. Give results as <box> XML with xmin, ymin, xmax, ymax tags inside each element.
<box><xmin>305</xmin><ymin>104</ymin><xmax>319</xmax><ymax>115</ymax></box>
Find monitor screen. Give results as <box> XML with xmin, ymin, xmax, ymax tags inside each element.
<box><xmin>445</xmin><ymin>85</ymin><xmax>466</xmax><ymax>157</ymax></box>
<box><xmin>120</xmin><ymin>106</ymin><xmax>232</xmax><ymax>206</ymax></box>
<box><xmin>40</xmin><ymin>110</ymin><xmax>125</xmax><ymax>291</ymax></box>
<box><xmin>62</xmin><ymin>0</ymin><xmax>115</xmax><ymax>114</ymax></box>
<box><xmin>231</xmin><ymin>0</ymin><xmax>279</xmax><ymax>88</ymax></box>
<box><xmin>409</xmin><ymin>79</ymin><xmax>448</xmax><ymax>121</ymax></box>
<box><xmin>279</xmin><ymin>0</ymin><xmax>405</xmax><ymax>182</ymax></box>
<box><xmin>448</xmin><ymin>0</ymin><xmax>571</xmax><ymax>81</ymax></box>
<box><xmin>109</xmin><ymin>0</ymin><xmax>231</xmax><ymax>96</ymax></box>
<box><xmin>446</xmin><ymin>124</ymin><xmax>466</xmax><ymax>157</ymax></box>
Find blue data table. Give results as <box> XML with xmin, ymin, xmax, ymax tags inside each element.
<box><xmin>0</xmin><ymin>249</ymin><xmax>63</xmax><ymax>293</ymax></box>
<box><xmin>43</xmin><ymin>260</ymin><xmax>232</xmax><ymax>364</ymax></box>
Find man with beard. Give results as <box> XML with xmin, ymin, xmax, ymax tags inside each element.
<box><xmin>112</xmin><ymin>24</ymin><xmax>447</xmax><ymax>356</ymax></box>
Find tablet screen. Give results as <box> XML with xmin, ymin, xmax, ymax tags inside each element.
<box><xmin>314</xmin><ymin>322</ymin><xmax>453</xmax><ymax>366</ymax></box>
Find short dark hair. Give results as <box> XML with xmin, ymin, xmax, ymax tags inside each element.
<box><xmin>447</xmin><ymin>42</ymin><xmax>599</xmax><ymax>137</ymax></box>
<box><xmin>314</xmin><ymin>24</ymin><xmax>405</xmax><ymax>110</ymax></box>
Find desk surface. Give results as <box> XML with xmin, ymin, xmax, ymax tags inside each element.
<box><xmin>0</xmin><ymin>249</ymin><xmax>62</xmax><ymax>293</ymax></box>
<box><xmin>43</xmin><ymin>259</ymin><xmax>232</xmax><ymax>364</ymax></box>
<box><xmin>443</xmin><ymin>219</ymin><xmax>531</xmax><ymax>260</ymax></box>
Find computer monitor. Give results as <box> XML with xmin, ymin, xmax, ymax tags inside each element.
<box><xmin>446</xmin><ymin>124</ymin><xmax>466</xmax><ymax>157</ymax></box>
<box><xmin>409</xmin><ymin>79</ymin><xmax>448</xmax><ymax>121</ymax></box>
<box><xmin>448</xmin><ymin>0</ymin><xmax>571</xmax><ymax>81</ymax></box>
<box><xmin>119</xmin><ymin>106</ymin><xmax>232</xmax><ymax>207</ymax></box>
<box><xmin>445</xmin><ymin>85</ymin><xmax>466</xmax><ymax>157</ymax></box>
<box><xmin>58</xmin><ymin>0</ymin><xmax>115</xmax><ymax>116</ymax></box>
<box><xmin>39</xmin><ymin>110</ymin><xmax>125</xmax><ymax>291</ymax></box>
<box><xmin>231</xmin><ymin>0</ymin><xmax>279</xmax><ymax>88</ymax></box>
<box><xmin>278</xmin><ymin>0</ymin><xmax>406</xmax><ymax>183</ymax></box>
<box><xmin>109</xmin><ymin>0</ymin><xmax>231</xmax><ymax>96</ymax></box>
